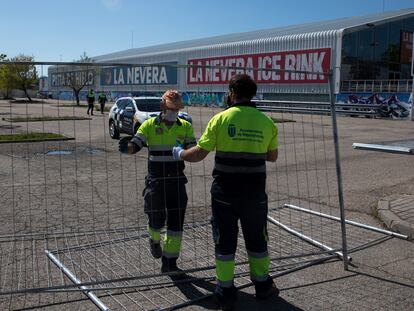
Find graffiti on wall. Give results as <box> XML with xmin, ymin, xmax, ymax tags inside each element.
<box><xmin>182</xmin><ymin>92</ymin><xmax>225</xmax><ymax>106</ymax></box>
<box><xmin>52</xmin><ymin>90</ymin><xmax>266</xmax><ymax>108</ymax></box>
<box><xmin>337</xmin><ymin>93</ymin><xmax>412</xmax><ymax>119</ymax></box>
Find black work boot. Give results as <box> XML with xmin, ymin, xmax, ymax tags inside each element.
<box><xmin>161</xmin><ymin>257</ymin><xmax>185</xmax><ymax>280</ymax></box>
<box><xmin>149</xmin><ymin>239</ymin><xmax>162</xmax><ymax>259</ymax></box>
<box><xmin>254</xmin><ymin>276</ymin><xmax>279</xmax><ymax>300</ymax></box>
<box><xmin>214</xmin><ymin>284</ymin><xmax>238</xmax><ymax>311</ymax></box>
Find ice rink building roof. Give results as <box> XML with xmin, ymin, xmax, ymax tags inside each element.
<box><xmin>93</xmin><ymin>8</ymin><xmax>414</xmax><ymax>62</ymax></box>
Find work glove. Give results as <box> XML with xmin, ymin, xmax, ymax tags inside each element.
<box><xmin>172</xmin><ymin>141</ymin><xmax>184</xmax><ymax>160</ymax></box>
<box><xmin>119</xmin><ymin>136</ymin><xmax>130</xmax><ymax>154</ymax></box>
<box><xmin>119</xmin><ymin>136</ymin><xmax>134</xmax><ymax>154</ymax></box>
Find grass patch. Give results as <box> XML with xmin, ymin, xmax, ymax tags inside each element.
<box><xmin>53</xmin><ymin>104</ymin><xmax>113</xmax><ymax>112</ymax></box>
<box><xmin>3</xmin><ymin>116</ymin><xmax>92</xmax><ymax>122</ymax></box>
<box><xmin>0</xmin><ymin>132</ymin><xmax>71</xmax><ymax>143</ymax></box>
<box><xmin>9</xmin><ymin>99</ymin><xmax>45</xmax><ymax>104</ymax></box>
<box><xmin>271</xmin><ymin>117</ymin><xmax>296</xmax><ymax>123</ymax></box>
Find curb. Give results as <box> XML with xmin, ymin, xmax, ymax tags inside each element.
<box><xmin>377</xmin><ymin>199</ymin><xmax>414</xmax><ymax>240</ymax></box>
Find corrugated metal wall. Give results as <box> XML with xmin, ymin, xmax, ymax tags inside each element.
<box><xmin>49</xmin><ymin>30</ymin><xmax>342</xmax><ymax>97</ymax></box>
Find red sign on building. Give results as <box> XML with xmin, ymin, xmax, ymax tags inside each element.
<box><xmin>187</xmin><ymin>48</ymin><xmax>331</xmax><ymax>85</ymax></box>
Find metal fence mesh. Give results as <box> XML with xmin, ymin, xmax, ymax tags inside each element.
<box><xmin>0</xmin><ymin>62</ymin><xmax>394</xmax><ymax>310</ymax></box>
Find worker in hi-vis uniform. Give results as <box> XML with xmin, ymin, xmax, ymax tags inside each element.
<box><xmin>119</xmin><ymin>90</ymin><xmax>196</xmax><ymax>274</ymax></box>
<box><xmin>86</xmin><ymin>89</ymin><xmax>95</xmax><ymax>116</ymax></box>
<box><xmin>173</xmin><ymin>74</ymin><xmax>279</xmax><ymax>310</ymax></box>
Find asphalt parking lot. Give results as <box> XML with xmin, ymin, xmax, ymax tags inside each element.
<box><xmin>0</xmin><ymin>99</ymin><xmax>413</xmax><ymax>310</ymax></box>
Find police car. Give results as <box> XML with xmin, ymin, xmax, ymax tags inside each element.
<box><xmin>108</xmin><ymin>96</ymin><xmax>192</xmax><ymax>139</ymax></box>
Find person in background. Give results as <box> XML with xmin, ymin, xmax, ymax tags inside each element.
<box><xmin>98</xmin><ymin>91</ymin><xmax>108</xmax><ymax>114</ymax></box>
<box><xmin>86</xmin><ymin>89</ymin><xmax>95</xmax><ymax>116</ymax></box>
<box><xmin>119</xmin><ymin>90</ymin><xmax>196</xmax><ymax>275</ymax></box>
<box><xmin>173</xmin><ymin>74</ymin><xmax>279</xmax><ymax>310</ymax></box>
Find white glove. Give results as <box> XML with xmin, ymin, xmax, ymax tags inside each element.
<box><xmin>172</xmin><ymin>146</ymin><xmax>184</xmax><ymax>160</ymax></box>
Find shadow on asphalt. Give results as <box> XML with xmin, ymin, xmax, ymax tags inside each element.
<box><xmin>348</xmin><ymin>269</ymin><xmax>414</xmax><ymax>289</ymax></box>
<box><xmin>168</xmin><ymin>273</ymin><xmax>217</xmax><ymax>310</ymax></box>
<box><xmin>169</xmin><ymin>273</ymin><xmax>305</xmax><ymax>310</ymax></box>
<box><xmin>280</xmin><ymin>273</ymin><xmax>358</xmax><ymax>292</ymax></box>
<box><xmin>234</xmin><ymin>294</ymin><xmax>304</xmax><ymax>311</ymax></box>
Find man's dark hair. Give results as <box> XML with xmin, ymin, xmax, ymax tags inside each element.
<box><xmin>229</xmin><ymin>74</ymin><xmax>257</xmax><ymax>100</ymax></box>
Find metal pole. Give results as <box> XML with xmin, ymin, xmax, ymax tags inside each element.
<box><xmin>352</xmin><ymin>143</ymin><xmax>413</xmax><ymax>155</ymax></box>
<box><xmin>283</xmin><ymin>204</ymin><xmax>409</xmax><ymax>240</ymax></box>
<box><xmin>45</xmin><ymin>250</ymin><xmax>112</xmax><ymax>311</ymax></box>
<box><xmin>328</xmin><ymin>71</ymin><xmax>349</xmax><ymax>270</ymax></box>
<box><xmin>411</xmin><ymin>77</ymin><xmax>414</xmax><ymax>121</ymax></box>
<box><xmin>267</xmin><ymin>216</ymin><xmax>351</xmax><ymax>261</ymax></box>
<box><xmin>411</xmin><ymin>46</ymin><xmax>414</xmax><ymax>121</ymax></box>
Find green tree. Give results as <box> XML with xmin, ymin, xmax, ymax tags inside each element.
<box><xmin>0</xmin><ymin>54</ymin><xmax>15</xmax><ymax>99</ymax></box>
<box><xmin>9</xmin><ymin>54</ymin><xmax>37</xmax><ymax>102</ymax></box>
<box><xmin>68</xmin><ymin>52</ymin><xmax>96</xmax><ymax>105</ymax></box>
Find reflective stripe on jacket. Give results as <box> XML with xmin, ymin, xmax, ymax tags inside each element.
<box><xmin>136</xmin><ymin>114</ymin><xmax>196</xmax><ymax>177</ymax></box>
<box><xmin>197</xmin><ymin>102</ymin><xmax>277</xmax><ymax>176</ymax></box>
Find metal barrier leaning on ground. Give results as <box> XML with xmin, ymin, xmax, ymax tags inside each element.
<box><xmin>0</xmin><ymin>61</ymin><xmax>409</xmax><ymax>310</ymax></box>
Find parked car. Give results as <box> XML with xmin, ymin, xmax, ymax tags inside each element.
<box><xmin>108</xmin><ymin>96</ymin><xmax>192</xmax><ymax>139</ymax></box>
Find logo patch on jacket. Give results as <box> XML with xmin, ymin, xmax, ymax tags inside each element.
<box><xmin>228</xmin><ymin>124</ymin><xmax>236</xmax><ymax>137</ymax></box>
<box><xmin>156</xmin><ymin>127</ymin><xmax>163</xmax><ymax>135</ymax></box>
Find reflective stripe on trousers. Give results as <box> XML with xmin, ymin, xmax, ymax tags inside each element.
<box><xmin>162</xmin><ymin>230</ymin><xmax>183</xmax><ymax>258</ymax></box>
<box><xmin>215</xmin><ymin>253</ymin><xmax>235</xmax><ymax>288</ymax></box>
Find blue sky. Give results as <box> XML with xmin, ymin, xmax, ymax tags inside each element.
<box><xmin>0</xmin><ymin>0</ymin><xmax>413</xmax><ymax>62</ymax></box>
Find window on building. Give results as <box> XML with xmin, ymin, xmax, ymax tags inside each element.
<box><xmin>389</xmin><ymin>21</ymin><xmax>402</xmax><ymax>63</ymax></box>
<box><xmin>343</xmin><ymin>32</ymin><xmax>358</xmax><ymax>58</ymax></box>
<box><xmin>374</xmin><ymin>24</ymin><xmax>388</xmax><ymax>61</ymax></box>
<box><xmin>403</xmin><ymin>17</ymin><xmax>414</xmax><ymax>32</ymax></box>
<box><xmin>341</xmin><ymin>17</ymin><xmax>414</xmax><ymax>85</ymax></box>
<box><xmin>358</xmin><ymin>28</ymin><xmax>374</xmax><ymax>60</ymax></box>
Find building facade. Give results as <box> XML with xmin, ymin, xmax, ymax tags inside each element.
<box><xmin>48</xmin><ymin>9</ymin><xmax>414</xmax><ymax>109</ymax></box>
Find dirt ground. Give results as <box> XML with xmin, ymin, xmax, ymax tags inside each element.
<box><xmin>0</xmin><ymin>99</ymin><xmax>413</xmax><ymax>310</ymax></box>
